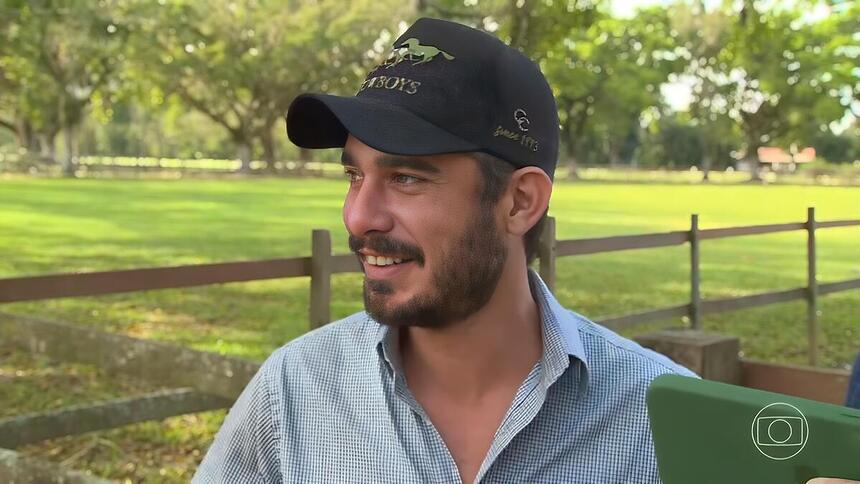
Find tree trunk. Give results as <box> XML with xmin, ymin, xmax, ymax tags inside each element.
<box><xmin>295</xmin><ymin>148</ymin><xmax>312</xmax><ymax>176</ymax></box>
<box><xmin>40</xmin><ymin>131</ymin><xmax>57</xmax><ymax>163</ymax></box>
<box><xmin>24</xmin><ymin>122</ymin><xmax>41</xmax><ymax>154</ymax></box>
<box><xmin>58</xmin><ymin>95</ymin><xmax>77</xmax><ymax>177</ymax></box>
<box><xmin>701</xmin><ymin>154</ymin><xmax>712</xmax><ymax>182</ymax></box>
<box><xmin>13</xmin><ymin>120</ymin><xmax>38</xmax><ymax>153</ymax></box>
<box><xmin>237</xmin><ymin>141</ymin><xmax>252</xmax><ymax>173</ymax></box>
<box><xmin>0</xmin><ymin>118</ymin><xmax>17</xmax><ymax>141</ymax></box>
<box><xmin>507</xmin><ymin>0</ymin><xmax>535</xmax><ymax>53</ymax></box>
<box><xmin>61</xmin><ymin>123</ymin><xmax>77</xmax><ymax>177</ymax></box>
<box><xmin>748</xmin><ymin>158</ymin><xmax>762</xmax><ymax>182</ymax></box>
<box><xmin>567</xmin><ymin>155</ymin><xmax>580</xmax><ymax>180</ymax></box>
<box><xmin>745</xmin><ymin>140</ymin><xmax>763</xmax><ymax>182</ymax></box>
<box><xmin>260</xmin><ymin>129</ymin><xmax>277</xmax><ymax>173</ymax></box>
<box><xmin>608</xmin><ymin>143</ymin><xmax>621</xmax><ymax>168</ymax></box>
<box><xmin>298</xmin><ymin>147</ymin><xmax>312</xmax><ymax>163</ymax></box>
<box><xmin>564</xmin><ymin>134</ymin><xmax>581</xmax><ymax>181</ymax></box>
<box><xmin>561</xmin><ymin>118</ymin><xmax>581</xmax><ymax>181</ymax></box>
<box><xmin>154</xmin><ymin>129</ymin><xmax>162</xmax><ymax>158</ymax></box>
<box><xmin>562</xmin><ymin>103</ymin><xmax>593</xmax><ymax>181</ymax></box>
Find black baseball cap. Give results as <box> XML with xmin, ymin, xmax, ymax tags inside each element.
<box><xmin>286</xmin><ymin>17</ymin><xmax>559</xmax><ymax>179</ymax></box>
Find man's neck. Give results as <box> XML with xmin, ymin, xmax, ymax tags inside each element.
<box><xmin>399</xmin><ymin>263</ymin><xmax>543</xmax><ymax>402</ymax></box>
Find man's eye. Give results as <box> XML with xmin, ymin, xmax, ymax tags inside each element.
<box><xmin>344</xmin><ymin>169</ymin><xmax>362</xmax><ymax>183</ymax></box>
<box><xmin>393</xmin><ymin>174</ymin><xmax>422</xmax><ymax>184</ymax></box>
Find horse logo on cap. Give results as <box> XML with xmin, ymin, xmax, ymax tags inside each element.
<box><xmin>384</xmin><ymin>38</ymin><xmax>455</xmax><ymax>68</ymax></box>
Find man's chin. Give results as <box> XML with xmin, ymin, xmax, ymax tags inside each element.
<box><xmin>364</xmin><ymin>277</ymin><xmax>394</xmax><ymax>296</ymax></box>
<box><xmin>364</xmin><ymin>292</ymin><xmax>426</xmax><ymax>327</ymax></box>
<box><xmin>365</xmin><ymin>292</ymin><xmax>404</xmax><ymax>316</ymax></box>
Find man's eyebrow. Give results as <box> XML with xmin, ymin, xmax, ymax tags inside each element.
<box><xmin>376</xmin><ymin>156</ymin><xmax>441</xmax><ymax>174</ymax></box>
<box><xmin>340</xmin><ymin>151</ymin><xmax>442</xmax><ymax>175</ymax></box>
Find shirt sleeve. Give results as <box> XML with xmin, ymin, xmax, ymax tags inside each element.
<box><xmin>192</xmin><ymin>357</ymin><xmax>282</xmax><ymax>483</ymax></box>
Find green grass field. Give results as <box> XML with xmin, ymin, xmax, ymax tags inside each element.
<box><xmin>1</xmin><ymin>175</ymin><xmax>859</xmax><ymax>481</ymax></box>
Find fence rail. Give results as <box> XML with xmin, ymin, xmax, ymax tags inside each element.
<box><xmin>0</xmin><ymin>257</ymin><xmax>312</xmax><ymax>303</ymax></box>
<box><xmin>1</xmin><ymin>309</ymin><xmax>853</xmax><ymax>454</ymax></box>
<box><xmin>0</xmin><ymin>388</ymin><xmax>231</xmax><ymax>448</ymax></box>
<box><xmin>2</xmin><ymin>209</ymin><xmax>858</xmax><ymax>361</ymax></box>
<box><xmin>556</xmin><ymin>231</ymin><xmax>689</xmax><ymax>255</ymax></box>
<box><xmin>1</xmin><ymin>208</ymin><xmax>858</xmax><ymax>477</ymax></box>
<box><xmin>741</xmin><ymin>359</ymin><xmax>851</xmax><ymax>405</ymax></box>
<box><xmin>0</xmin><ymin>312</ymin><xmax>259</xmax><ymax>400</ymax></box>
<box><xmin>0</xmin><ymin>448</ymin><xmax>112</xmax><ymax>484</ymax></box>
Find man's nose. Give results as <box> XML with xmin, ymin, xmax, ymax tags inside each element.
<box><xmin>343</xmin><ymin>178</ymin><xmax>394</xmax><ymax>236</ymax></box>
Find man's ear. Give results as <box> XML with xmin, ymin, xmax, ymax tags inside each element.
<box><xmin>502</xmin><ymin>167</ymin><xmax>552</xmax><ymax>237</ymax></box>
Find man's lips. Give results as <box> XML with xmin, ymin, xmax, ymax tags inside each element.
<box><xmin>359</xmin><ymin>252</ymin><xmax>417</xmax><ymax>278</ymax></box>
<box><xmin>363</xmin><ymin>260</ymin><xmax>415</xmax><ymax>279</ymax></box>
<box><xmin>358</xmin><ymin>251</ymin><xmax>413</xmax><ymax>265</ymax></box>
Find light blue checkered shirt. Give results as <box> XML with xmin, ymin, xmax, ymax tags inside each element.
<box><xmin>194</xmin><ymin>271</ymin><xmax>697</xmax><ymax>483</ymax></box>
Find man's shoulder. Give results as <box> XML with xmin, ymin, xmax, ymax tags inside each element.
<box><xmin>565</xmin><ymin>309</ymin><xmax>699</xmax><ymax>382</ymax></box>
<box><xmin>549</xmin><ymin>310</ymin><xmax>691</xmax><ymax>483</ymax></box>
<box><xmin>257</xmin><ymin>312</ymin><xmax>380</xmax><ymax>379</ymax></box>
<box><xmin>272</xmin><ymin>311</ymin><xmax>378</xmax><ymax>360</ymax></box>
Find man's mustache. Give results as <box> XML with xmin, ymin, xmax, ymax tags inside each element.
<box><xmin>348</xmin><ymin>234</ymin><xmax>425</xmax><ymax>266</ymax></box>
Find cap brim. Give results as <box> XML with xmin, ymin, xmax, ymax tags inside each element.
<box><xmin>286</xmin><ymin>93</ymin><xmax>480</xmax><ymax>156</ymax></box>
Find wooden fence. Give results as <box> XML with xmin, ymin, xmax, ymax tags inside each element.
<box><xmin>3</xmin><ymin>207</ymin><xmax>858</xmax><ymax>363</ymax></box>
<box><xmin>1</xmin><ymin>208</ymin><xmax>858</xmax><ymax>477</ymax></box>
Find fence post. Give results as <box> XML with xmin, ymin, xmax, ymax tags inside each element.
<box><xmin>310</xmin><ymin>229</ymin><xmax>332</xmax><ymax>330</ymax></box>
<box><xmin>538</xmin><ymin>216</ymin><xmax>557</xmax><ymax>292</ymax></box>
<box><xmin>689</xmin><ymin>214</ymin><xmax>701</xmax><ymax>329</ymax></box>
<box><xmin>635</xmin><ymin>330</ymin><xmax>740</xmax><ymax>383</ymax></box>
<box><xmin>806</xmin><ymin>207</ymin><xmax>819</xmax><ymax>366</ymax></box>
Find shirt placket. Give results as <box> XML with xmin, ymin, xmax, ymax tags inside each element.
<box><xmin>473</xmin><ymin>291</ymin><xmax>573</xmax><ymax>483</ymax></box>
<box><xmin>473</xmin><ymin>362</ymin><xmax>546</xmax><ymax>483</ymax></box>
<box><xmin>393</xmin><ymin>373</ymin><xmax>463</xmax><ymax>483</ymax></box>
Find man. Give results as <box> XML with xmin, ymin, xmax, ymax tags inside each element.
<box><xmin>194</xmin><ymin>17</ymin><xmax>696</xmax><ymax>483</ymax></box>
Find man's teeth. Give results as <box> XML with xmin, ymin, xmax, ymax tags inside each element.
<box><xmin>365</xmin><ymin>255</ymin><xmax>405</xmax><ymax>266</ymax></box>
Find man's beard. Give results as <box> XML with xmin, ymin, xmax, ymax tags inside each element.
<box><xmin>348</xmin><ymin>206</ymin><xmax>507</xmax><ymax>328</ymax></box>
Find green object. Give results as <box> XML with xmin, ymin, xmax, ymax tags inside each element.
<box><xmin>647</xmin><ymin>374</ymin><xmax>860</xmax><ymax>484</ymax></box>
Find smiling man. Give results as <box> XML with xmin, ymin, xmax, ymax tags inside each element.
<box><xmin>194</xmin><ymin>18</ymin><xmax>697</xmax><ymax>484</ymax></box>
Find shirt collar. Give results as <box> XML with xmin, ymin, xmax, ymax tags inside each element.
<box><xmin>526</xmin><ymin>269</ymin><xmax>588</xmax><ymax>367</ymax></box>
<box><xmin>526</xmin><ymin>269</ymin><xmax>589</xmax><ymax>387</ymax></box>
<box><xmin>373</xmin><ymin>269</ymin><xmax>590</xmax><ymax>387</ymax></box>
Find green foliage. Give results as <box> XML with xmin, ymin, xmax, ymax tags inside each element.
<box><xmin>416</xmin><ymin>0</ymin><xmax>597</xmax><ymax>60</ymax></box>
<box><xmin>122</xmin><ymin>0</ymin><xmax>407</xmax><ymax>169</ymax></box>
<box><xmin>673</xmin><ymin>0</ymin><xmax>858</xmax><ymax>168</ymax></box>
<box><xmin>546</xmin><ymin>6</ymin><xmax>682</xmax><ymax>169</ymax></box>
<box><xmin>0</xmin><ymin>0</ymin><xmax>128</xmax><ymax>173</ymax></box>
<box><xmin>1</xmin><ymin>1</ymin><xmax>858</xmax><ymax>170</ymax></box>
<box><xmin>811</xmin><ymin>128</ymin><xmax>860</xmax><ymax>164</ymax></box>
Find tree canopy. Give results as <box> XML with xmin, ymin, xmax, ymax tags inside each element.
<box><xmin>1</xmin><ymin>0</ymin><xmax>858</xmax><ymax>175</ymax></box>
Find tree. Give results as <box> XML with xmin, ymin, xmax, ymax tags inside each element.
<box><xmin>127</xmin><ymin>0</ymin><xmax>407</xmax><ymax>172</ymax></box>
<box><xmin>0</xmin><ymin>2</ymin><xmax>61</xmax><ymax>158</ymax></box>
<box><xmin>668</xmin><ymin>1</ymin><xmax>740</xmax><ymax>179</ymax></box>
<box><xmin>417</xmin><ymin>0</ymin><xmax>603</xmax><ymax>177</ymax></box>
<box><xmin>0</xmin><ymin>0</ymin><xmax>128</xmax><ymax>174</ymax></box>
<box><xmin>543</xmin><ymin>7</ymin><xmax>682</xmax><ymax>176</ymax></box>
<box><xmin>684</xmin><ymin>1</ymin><xmax>858</xmax><ymax>180</ymax></box>
<box><xmin>416</xmin><ymin>0</ymin><xmax>597</xmax><ymax>60</ymax></box>
<box><xmin>811</xmin><ymin>128</ymin><xmax>860</xmax><ymax>164</ymax></box>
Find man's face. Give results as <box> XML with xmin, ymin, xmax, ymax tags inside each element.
<box><xmin>342</xmin><ymin>135</ymin><xmax>508</xmax><ymax>328</ymax></box>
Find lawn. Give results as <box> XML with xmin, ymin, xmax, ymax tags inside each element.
<box><xmin>1</xmin><ymin>175</ymin><xmax>859</xmax><ymax>481</ymax></box>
